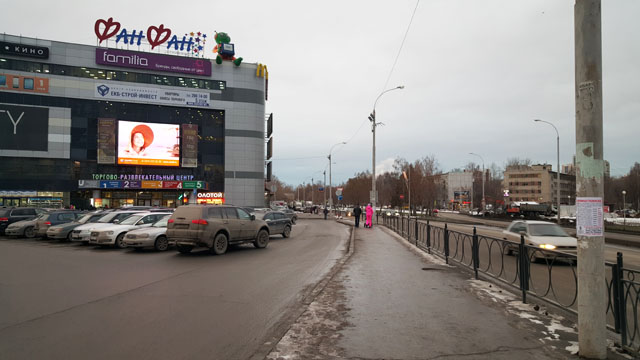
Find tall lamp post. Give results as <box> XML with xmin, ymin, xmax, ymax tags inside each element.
<box><xmin>623</xmin><ymin>190</ymin><xmax>627</xmax><ymax>230</ymax></box>
<box><xmin>469</xmin><ymin>152</ymin><xmax>485</xmax><ymax>213</ymax></box>
<box><xmin>328</xmin><ymin>142</ymin><xmax>346</xmax><ymax>210</ymax></box>
<box><xmin>370</xmin><ymin>85</ymin><xmax>404</xmax><ymax>221</ymax></box>
<box><xmin>534</xmin><ymin>119</ymin><xmax>561</xmax><ymax>223</ymax></box>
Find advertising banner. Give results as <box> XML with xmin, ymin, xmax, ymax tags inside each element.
<box><xmin>95</xmin><ymin>82</ymin><xmax>210</xmax><ymax>108</ymax></box>
<box><xmin>117</xmin><ymin>120</ymin><xmax>180</xmax><ymax>167</ymax></box>
<box><xmin>0</xmin><ymin>104</ymin><xmax>48</xmax><ymax>151</ymax></box>
<box><xmin>0</xmin><ymin>73</ymin><xmax>49</xmax><ymax>94</ymax></box>
<box><xmin>97</xmin><ymin>118</ymin><xmax>117</xmax><ymax>164</ymax></box>
<box><xmin>181</xmin><ymin>124</ymin><xmax>198</xmax><ymax>168</ymax></box>
<box><xmin>141</xmin><ymin>181</ymin><xmax>163</xmax><ymax>189</ymax></box>
<box><xmin>0</xmin><ymin>41</ymin><xmax>49</xmax><ymax>59</ymax></box>
<box><xmin>100</xmin><ymin>181</ymin><xmax>121</xmax><ymax>189</ymax></box>
<box><xmin>162</xmin><ymin>181</ymin><xmax>182</xmax><ymax>189</ymax></box>
<box><xmin>577</xmin><ymin>197</ymin><xmax>604</xmax><ymax>237</ymax></box>
<box><xmin>95</xmin><ymin>48</ymin><xmax>211</xmax><ymax>76</ymax></box>
<box><xmin>197</xmin><ymin>192</ymin><xmax>224</xmax><ymax>205</ymax></box>
<box><xmin>183</xmin><ymin>181</ymin><xmax>205</xmax><ymax>189</ymax></box>
<box><xmin>78</xmin><ymin>180</ymin><xmax>100</xmax><ymax>189</ymax></box>
<box><xmin>122</xmin><ymin>180</ymin><xmax>141</xmax><ymax>189</ymax></box>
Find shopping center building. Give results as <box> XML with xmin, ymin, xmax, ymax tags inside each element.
<box><xmin>0</xmin><ymin>28</ymin><xmax>271</xmax><ymax>208</ymax></box>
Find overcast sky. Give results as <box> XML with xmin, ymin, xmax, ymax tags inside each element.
<box><xmin>2</xmin><ymin>0</ymin><xmax>638</xmax><ymax>186</ymax></box>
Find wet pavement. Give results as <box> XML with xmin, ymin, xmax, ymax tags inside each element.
<box><xmin>267</xmin><ymin>222</ymin><xmax>580</xmax><ymax>359</ymax></box>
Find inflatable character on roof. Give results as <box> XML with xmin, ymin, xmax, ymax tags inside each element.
<box><xmin>213</xmin><ymin>32</ymin><xmax>243</xmax><ymax>66</ymax></box>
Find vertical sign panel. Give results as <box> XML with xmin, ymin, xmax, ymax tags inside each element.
<box><xmin>97</xmin><ymin>118</ymin><xmax>116</xmax><ymax>164</ymax></box>
<box><xmin>181</xmin><ymin>124</ymin><xmax>198</xmax><ymax>168</ymax></box>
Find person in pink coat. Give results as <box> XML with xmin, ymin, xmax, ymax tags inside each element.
<box><xmin>365</xmin><ymin>204</ymin><xmax>373</xmax><ymax>228</ymax></box>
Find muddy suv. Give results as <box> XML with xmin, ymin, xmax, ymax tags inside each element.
<box><xmin>166</xmin><ymin>205</ymin><xmax>270</xmax><ymax>255</ymax></box>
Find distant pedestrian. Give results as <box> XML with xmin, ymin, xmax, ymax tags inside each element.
<box><xmin>354</xmin><ymin>204</ymin><xmax>362</xmax><ymax>227</ymax></box>
<box><xmin>323</xmin><ymin>206</ymin><xmax>329</xmax><ymax>220</ymax></box>
<box><xmin>365</xmin><ymin>203</ymin><xmax>373</xmax><ymax>228</ymax></box>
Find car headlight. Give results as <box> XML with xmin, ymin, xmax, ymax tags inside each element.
<box><xmin>106</xmin><ymin>231</ymin><xmax>114</xmax><ymax>235</ymax></box>
<box><xmin>137</xmin><ymin>233</ymin><xmax>150</xmax><ymax>238</ymax></box>
<box><xmin>539</xmin><ymin>244</ymin><xmax>556</xmax><ymax>250</ymax></box>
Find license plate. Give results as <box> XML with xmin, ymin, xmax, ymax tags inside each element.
<box><xmin>174</xmin><ymin>224</ymin><xmax>189</xmax><ymax>229</ymax></box>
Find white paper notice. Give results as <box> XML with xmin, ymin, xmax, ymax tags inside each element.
<box><xmin>576</xmin><ymin>197</ymin><xmax>604</xmax><ymax>237</ymax></box>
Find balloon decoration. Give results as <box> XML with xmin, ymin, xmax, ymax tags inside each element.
<box><xmin>212</xmin><ymin>32</ymin><xmax>243</xmax><ymax>66</ymax></box>
<box><xmin>188</xmin><ymin>31</ymin><xmax>206</xmax><ymax>57</ymax></box>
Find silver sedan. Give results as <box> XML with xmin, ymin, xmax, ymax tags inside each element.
<box><xmin>123</xmin><ymin>215</ymin><xmax>171</xmax><ymax>251</ymax></box>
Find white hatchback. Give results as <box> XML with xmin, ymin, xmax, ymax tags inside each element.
<box><xmin>502</xmin><ymin>220</ymin><xmax>577</xmax><ymax>259</ymax></box>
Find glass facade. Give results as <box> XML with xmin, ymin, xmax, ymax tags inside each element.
<box><xmin>0</xmin><ymin>92</ymin><xmax>225</xmax><ymax>209</ymax></box>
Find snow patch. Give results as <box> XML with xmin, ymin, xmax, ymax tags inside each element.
<box><xmin>565</xmin><ymin>341</ymin><xmax>578</xmax><ymax>354</ymax></box>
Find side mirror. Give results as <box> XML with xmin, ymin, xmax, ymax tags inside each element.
<box><xmin>113</xmin><ymin>219</ymin><xmax>120</xmax><ymax>224</ymax></box>
<box><xmin>250</xmin><ymin>214</ymin><xmax>256</xmax><ymax>221</ymax></box>
<box><xmin>265</xmin><ymin>219</ymin><xmax>271</xmax><ymax>222</ymax></box>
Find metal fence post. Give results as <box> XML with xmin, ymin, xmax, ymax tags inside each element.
<box><xmin>444</xmin><ymin>223</ymin><xmax>449</xmax><ymax>264</ymax></box>
<box><xmin>426</xmin><ymin>220</ymin><xmax>431</xmax><ymax>254</ymax></box>
<box><xmin>415</xmin><ymin>218</ymin><xmax>419</xmax><ymax>245</ymax></box>
<box><xmin>617</xmin><ymin>252</ymin><xmax>627</xmax><ymax>346</ymax></box>
<box><xmin>519</xmin><ymin>234</ymin><xmax>529</xmax><ymax>304</ymax></box>
<box><xmin>612</xmin><ymin>261</ymin><xmax>621</xmax><ymax>334</ymax></box>
<box><xmin>472</xmin><ymin>226</ymin><xmax>479</xmax><ymax>280</ymax></box>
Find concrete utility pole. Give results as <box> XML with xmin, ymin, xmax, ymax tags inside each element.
<box><xmin>323</xmin><ymin>171</ymin><xmax>326</xmax><ymax>207</ymax></box>
<box><xmin>575</xmin><ymin>1</ymin><xmax>606</xmax><ymax>358</ymax></box>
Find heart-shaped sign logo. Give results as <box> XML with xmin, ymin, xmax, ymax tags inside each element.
<box><xmin>147</xmin><ymin>24</ymin><xmax>172</xmax><ymax>50</ymax></box>
<box><xmin>94</xmin><ymin>18</ymin><xmax>121</xmax><ymax>44</ymax></box>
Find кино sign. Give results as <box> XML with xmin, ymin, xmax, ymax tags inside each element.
<box><xmin>96</xmin><ymin>48</ymin><xmax>211</xmax><ymax>76</ymax></box>
<box><xmin>0</xmin><ymin>41</ymin><xmax>49</xmax><ymax>59</ymax></box>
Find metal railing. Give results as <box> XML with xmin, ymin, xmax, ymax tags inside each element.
<box><xmin>381</xmin><ymin>214</ymin><xmax>640</xmax><ymax>355</ymax></box>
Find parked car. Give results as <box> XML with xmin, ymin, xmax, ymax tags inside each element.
<box><xmin>89</xmin><ymin>212</ymin><xmax>172</xmax><ymax>248</ymax></box>
<box><xmin>0</xmin><ymin>207</ymin><xmax>47</xmax><ymax>235</ymax></box>
<box><xmin>123</xmin><ymin>215</ymin><xmax>172</xmax><ymax>251</ymax></box>
<box><xmin>281</xmin><ymin>208</ymin><xmax>298</xmax><ymax>225</ymax></box>
<box><xmin>34</xmin><ymin>210</ymin><xmax>84</xmax><ymax>238</ymax></box>
<box><xmin>47</xmin><ymin>212</ymin><xmax>109</xmax><ymax>241</ymax></box>
<box><xmin>256</xmin><ymin>210</ymin><xmax>292</xmax><ymax>238</ymax></box>
<box><xmin>4</xmin><ymin>213</ymin><xmax>48</xmax><ymax>238</ymax></box>
<box><xmin>502</xmin><ymin>220</ymin><xmax>577</xmax><ymax>261</ymax></box>
<box><xmin>70</xmin><ymin>210</ymin><xmax>141</xmax><ymax>243</ymax></box>
<box><xmin>166</xmin><ymin>204</ymin><xmax>270</xmax><ymax>255</ymax></box>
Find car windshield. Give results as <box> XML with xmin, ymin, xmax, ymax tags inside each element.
<box><xmin>97</xmin><ymin>213</ymin><xmax>119</xmax><ymax>223</ymax></box>
<box><xmin>77</xmin><ymin>214</ymin><xmax>93</xmax><ymax>223</ymax></box>
<box><xmin>153</xmin><ymin>216</ymin><xmax>170</xmax><ymax>228</ymax></box>
<box><xmin>529</xmin><ymin>224</ymin><xmax>569</xmax><ymax>237</ymax></box>
<box><xmin>119</xmin><ymin>215</ymin><xmax>144</xmax><ymax>225</ymax></box>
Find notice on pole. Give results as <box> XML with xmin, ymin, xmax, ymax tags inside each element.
<box><xmin>576</xmin><ymin>197</ymin><xmax>604</xmax><ymax>237</ymax></box>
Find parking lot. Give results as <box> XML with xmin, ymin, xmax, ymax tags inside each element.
<box><xmin>0</xmin><ymin>219</ymin><xmax>349</xmax><ymax>360</ymax></box>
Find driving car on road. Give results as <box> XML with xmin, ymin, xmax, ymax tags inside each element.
<box><xmin>255</xmin><ymin>210</ymin><xmax>292</xmax><ymax>238</ymax></box>
<box><xmin>89</xmin><ymin>212</ymin><xmax>172</xmax><ymax>248</ymax></box>
<box><xmin>123</xmin><ymin>215</ymin><xmax>172</xmax><ymax>251</ymax></box>
<box><xmin>281</xmin><ymin>208</ymin><xmax>297</xmax><ymax>224</ymax></box>
<box><xmin>502</xmin><ymin>220</ymin><xmax>577</xmax><ymax>260</ymax></box>
<box><xmin>4</xmin><ymin>213</ymin><xmax>47</xmax><ymax>238</ymax></box>
<box><xmin>167</xmin><ymin>205</ymin><xmax>270</xmax><ymax>255</ymax></box>
<box><xmin>0</xmin><ymin>207</ymin><xmax>47</xmax><ymax>235</ymax></box>
<box><xmin>70</xmin><ymin>210</ymin><xmax>140</xmax><ymax>243</ymax></box>
<box><xmin>47</xmin><ymin>212</ymin><xmax>108</xmax><ymax>241</ymax></box>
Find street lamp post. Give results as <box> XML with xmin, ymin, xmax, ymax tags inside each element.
<box><xmin>623</xmin><ymin>190</ymin><xmax>627</xmax><ymax>230</ymax></box>
<box><xmin>469</xmin><ymin>153</ymin><xmax>485</xmax><ymax>213</ymax></box>
<box><xmin>370</xmin><ymin>86</ymin><xmax>404</xmax><ymax>222</ymax></box>
<box><xmin>328</xmin><ymin>142</ymin><xmax>346</xmax><ymax>211</ymax></box>
<box><xmin>534</xmin><ymin>119</ymin><xmax>561</xmax><ymax>223</ymax></box>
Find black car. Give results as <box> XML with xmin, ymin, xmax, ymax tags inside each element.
<box><xmin>0</xmin><ymin>207</ymin><xmax>47</xmax><ymax>235</ymax></box>
<box><xmin>256</xmin><ymin>211</ymin><xmax>292</xmax><ymax>238</ymax></box>
<box><xmin>281</xmin><ymin>208</ymin><xmax>298</xmax><ymax>225</ymax></box>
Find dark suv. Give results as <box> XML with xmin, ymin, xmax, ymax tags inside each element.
<box><xmin>167</xmin><ymin>205</ymin><xmax>270</xmax><ymax>255</ymax></box>
<box><xmin>0</xmin><ymin>207</ymin><xmax>47</xmax><ymax>235</ymax></box>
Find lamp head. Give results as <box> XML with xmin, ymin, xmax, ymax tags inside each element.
<box><xmin>397</xmin><ymin>85</ymin><xmax>405</xmax><ymax>89</ymax></box>
<box><xmin>534</xmin><ymin>119</ymin><xmax>542</xmax><ymax>122</ymax></box>
<box><xmin>623</xmin><ymin>190</ymin><xmax>627</xmax><ymax>195</ymax></box>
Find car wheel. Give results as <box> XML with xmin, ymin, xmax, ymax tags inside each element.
<box><xmin>291</xmin><ymin>217</ymin><xmax>297</xmax><ymax>225</ymax></box>
<box><xmin>154</xmin><ymin>236</ymin><xmax>169</xmax><ymax>252</ymax></box>
<box><xmin>24</xmin><ymin>226</ymin><xmax>35</xmax><ymax>239</ymax></box>
<box><xmin>114</xmin><ymin>233</ymin><xmax>126</xmax><ymax>249</ymax></box>
<box><xmin>65</xmin><ymin>231</ymin><xmax>73</xmax><ymax>242</ymax></box>
<box><xmin>282</xmin><ymin>225</ymin><xmax>291</xmax><ymax>238</ymax></box>
<box><xmin>210</xmin><ymin>233</ymin><xmax>228</xmax><ymax>255</ymax></box>
<box><xmin>177</xmin><ymin>245</ymin><xmax>193</xmax><ymax>254</ymax></box>
<box><xmin>253</xmin><ymin>229</ymin><xmax>269</xmax><ymax>249</ymax></box>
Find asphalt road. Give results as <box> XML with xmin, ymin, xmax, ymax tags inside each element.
<box><xmin>0</xmin><ymin>219</ymin><xmax>349</xmax><ymax>360</ymax></box>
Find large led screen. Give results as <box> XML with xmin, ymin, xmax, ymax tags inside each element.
<box><xmin>117</xmin><ymin>120</ymin><xmax>180</xmax><ymax>167</ymax></box>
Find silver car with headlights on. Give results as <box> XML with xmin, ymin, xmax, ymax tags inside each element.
<box><xmin>123</xmin><ymin>215</ymin><xmax>171</xmax><ymax>251</ymax></box>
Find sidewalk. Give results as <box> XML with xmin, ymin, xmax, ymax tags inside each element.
<box><xmin>267</xmin><ymin>222</ymin><xmax>580</xmax><ymax>359</ymax></box>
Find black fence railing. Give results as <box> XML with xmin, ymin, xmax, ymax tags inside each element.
<box><xmin>381</xmin><ymin>214</ymin><xmax>640</xmax><ymax>355</ymax></box>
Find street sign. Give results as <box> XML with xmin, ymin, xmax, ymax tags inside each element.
<box><xmin>336</xmin><ymin>188</ymin><xmax>343</xmax><ymax>196</ymax></box>
<box><xmin>400</xmin><ymin>194</ymin><xmax>405</xmax><ymax>200</ymax></box>
<box><xmin>271</xmin><ymin>184</ymin><xmax>277</xmax><ymax>192</ymax></box>
<box><xmin>318</xmin><ymin>187</ymin><xmax>324</xmax><ymax>192</ymax></box>
<box><xmin>338</xmin><ymin>195</ymin><xmax>343</xmax><ymax>201</ymax></box>
<box><xmin>370</xmin><ymin>190</ymin><xmax>377</xmax><ymax>203</ymax></box>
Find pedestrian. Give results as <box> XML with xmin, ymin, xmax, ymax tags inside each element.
<box><xmin>353</xmin><ymin>204</ymin><xmax>362</xmax><ymax>227</ymax></box>
<box><xmin>323</xmin><ymin>206</ymin><xmax>329</xmax><ymax>220</ymax></box>
<box><xmin>365</xmin><ymin>203</ymin><xmax>373</xmax><ymax>228</ymax></box>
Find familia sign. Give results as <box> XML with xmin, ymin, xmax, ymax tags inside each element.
<box><xmin>94</xmin><ymin>18</ymin><xmax>209</xmax><ymax>57</ymax></box>
<box><xmin>96</xmin><ymin>48</ymin><xmax>211</xmax><ymax>76</ymax></box>
<box><xmin>95</xmin><ymin>82</ymin><xmax>210</xmax><ymax>108</ymax></box>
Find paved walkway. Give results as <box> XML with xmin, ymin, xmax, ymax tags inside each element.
<box><xmin>267</xmin><ymin>223</ymin><xmax>581</xmax><ymax>359</ymax></box>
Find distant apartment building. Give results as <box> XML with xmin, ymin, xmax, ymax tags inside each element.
<box><xmin>503</xmin><ymin>164</ymin><xmax>576</xmax><ymax>205</ymax></box>
<box><xmin>435</xmin><ymin>170</ymin><xmax>474</xmax><ymax>210</ymax></box>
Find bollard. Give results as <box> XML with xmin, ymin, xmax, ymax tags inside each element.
<box><xmin>444</xmin><ymin>223</ymin><xmax>450</xmax><ymax>264</ymax></box>
<box><xmin>472</xmin><ymin>227</ymin><xmax>479</xmax><ymax>280</ymax></box>
<box><xmin>519</xmin><ymin>234</ymin><xmax>529</xmax><ymax>303</ymax></box>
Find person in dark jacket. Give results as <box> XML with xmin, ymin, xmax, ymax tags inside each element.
<box><xmin>323</xmin><ymin>206</ymin><xmax>329</xmax><ymax>220</ymax></box>
<box><xmin>353</xmin><ymin>204</ymin><xmax>362</xmax><ymax>227</ymax></box>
